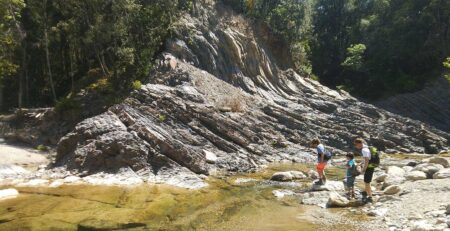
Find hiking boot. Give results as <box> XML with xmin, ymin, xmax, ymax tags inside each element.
<box><xmin>361</xmin><ymin>191</ymin><xmax>367</xmax><ymax>198</ymax></box>
<box><xmin>363</xmin><ymin>197</ymin><xmax>373</xmax><ymax>204</ymax></box>
<box><xmin>314</xmin><ymin>179</ymin><xmax>324</xmax><ymax>185</ymax></box>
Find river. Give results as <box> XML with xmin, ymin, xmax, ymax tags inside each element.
<box><xmin>0</xmin><ymin>163</ymin><xmax>352</xmax><ymax>230</ymax></box>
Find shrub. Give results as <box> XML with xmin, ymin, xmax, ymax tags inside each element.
<box><xmin>227</xmin><ymin>98</ymin><xmax>244</xmax><ymax>112</ymax></box>
<box><xmin>35</xmin><ymin>144</ymin><xmax>48</xmax><ymax>151</ymax></box>
<box><xmin>336</xmin><ymin>85</ymin><xmax>352</xmax><ymax>92</ymax></box>
<box><xmin>87</xmin><ymin>78</ymin><xmax>113</xmax><ymax>94</ymax></box>
<box><xmin>158</xmin><ymin>114</ymin><xmax>166</xmax><ymax>122</ymax></box>
<box><xmin>132</xmin><ymin>80</ymin><xmax>142</xmax><ymax>90</ymax></box>
<box><xmin>217</xmin><ymin>94</ymin><xmax>245</xmax><ymax>113</ymax></box>
<box><xmin>55</xmin><ymin>96</ymin><xmax>81</xmax><ymax>113</ymax></box>
<box><xmin>55</xmin><ymin>96</ymin><xmax>81</xmax><ymax>121</ymax></box>
<box><xmin>310</xmin><ymin>74</ymin><xmax>320</xmax><ymax>81</ymax></box>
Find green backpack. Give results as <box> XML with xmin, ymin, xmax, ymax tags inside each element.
<box><xmin>368</xmin><ymin>146</ymin><xmax>380</xmax><ymax>168</ymax></box>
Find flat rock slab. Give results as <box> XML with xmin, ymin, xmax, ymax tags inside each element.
<box><xmin>0</xmin><ymin>188</ymin><xmax>19</xmax><ymax>200</ymax></box>
<box><xmin>311</xmin><ymin>181</ymin><xmax>345</xmax><ymax>192</ymax></box>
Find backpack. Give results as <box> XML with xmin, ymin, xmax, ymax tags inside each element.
<box><xmin>368</xmin><ymin>146</ymin><xmax>380</xmax><ymax>168</ymax></box>
<box><xmin>324</xmin><ymin>150</ymin><xmax>333</xmax><ymax>161</ymax></box>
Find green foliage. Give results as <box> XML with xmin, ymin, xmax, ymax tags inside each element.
<box><xmin>271</xmin><ymin>140</ymin><xmax>278</xmax><ymax>147</ymax></box>
<box><xmin>310</xmin><ymin>75</ymin><xmax>320</xmax><ymax>81</ymax></box>
<box><xmin>0</xmin><ymin>0</ymin><xmax>25</xmax><ymax>83</ymax></box>
<box><xmin>132</xmin><ymin>80</ymin><xmax>142</xmax><ymax>90</ymax></box>
<box><xmin>341</xmin><ymin>44</ymin><xmax>366</xmax><ymax>71</ymax></box>
<box><xmin>271</xmin><ymin>139</ymin><xmax>287</xmax><ymax>148</ymax></box>
<box><xmin>241</xmin><ymin>0</ymin><xmax>314</xmax><ymax>76</ymax></box>
<box><xmin>87</xmin><ymin>78</ymin><xmax>114</xmax><ymax>94</ymax></box>
<box><xmin>311</xmin><ymin>0</ymin><xmax>450</xmax><ymax>98</ymax></box>
<box><xmin>0</xmin><ymin>0</ymin><xmax>448</xmax><ymax>110</ymax></box>
<box><xmin>336</xmin><ymin>85</ymin><xmax>352</xmax><ymax>93</ymax></box>
<box><xmin>55</xmin><ymin>96</ymin><xmax>80</xmax><ymax>113</ymax></box>
<box><xmin>444</xmin><ymin>57</ymin><xmax>450</xmax><ymax>83</ymax></box>
<box><xmin>35</xmin><ymin>144</ymin><xmax>48</xmax><ymax>151</ymax></box>
<box><xmin>158</xmin><ymin>114</ymin><xmax>166</xmax><ymax>122</ymax></box>
<box><xmin>0</xmin><ymin>0</ymin><xmax>192</xmax><ymax>111</ymax></box>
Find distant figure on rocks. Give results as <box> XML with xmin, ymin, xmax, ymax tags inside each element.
<box><xmin>311</xmin><ymin>138</ymin><xmax>332</xmax><ymax>185</ymax></box>
<box><xmin>354</xmin><ymin>138</ymin><xmax>380</xmax><ymax>203</ymax></box>
<box><xmin>345</xmin><ymin>153</ymin><xmax>357</xmax><ymax>199</ymax></box>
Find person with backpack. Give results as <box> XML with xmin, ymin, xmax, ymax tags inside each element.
<box><xmin>354</xmin><ymin>138</ymin><xmax>380</xmax><ymax>203</ymax></box>
<box><xmin>311</xmin><ymin>138</ymin><xmax>332</xmax><ymax>185</ymax></box>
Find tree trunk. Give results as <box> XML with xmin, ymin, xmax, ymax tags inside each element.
<box><xmin>8</xmin><ymin>3</ymin><xmax>26</xmax><ymax>108</ymax></box>
<box><xmin>44</xmin><ymin>0</ymin><xmax>57</xmax><ymax>103</ymax></box>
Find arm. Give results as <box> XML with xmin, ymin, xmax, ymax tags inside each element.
<box><xmin>362</xmin><ymin>157</ymin><xmax>369</xmax><ymax>172</ymax></box>
<box><xmin>320</xmin><ymin>153</ymin><xmax>324</xmax><ymax>163</ymax></box>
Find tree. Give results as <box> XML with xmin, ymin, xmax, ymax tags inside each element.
<box><xmin>0</xmin><ymin>0</ymin><xmax>25</xmax><ymax>109</ymax></box>
<box><xmin>341</xmin><ymin>43</ymin><xmax>366</xmax><ymax>71</ymax></box>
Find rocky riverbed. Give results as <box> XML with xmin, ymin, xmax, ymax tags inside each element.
<box><xmin>1</xmin><ymin>145</ymin><xmax>450</xmax><ymax>230</ymax></box>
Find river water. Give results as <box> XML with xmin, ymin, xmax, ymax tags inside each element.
<box><xmin>0</xmin><ymin>163</ymin><xmax>349</xmax><ymax>230</ymax></box>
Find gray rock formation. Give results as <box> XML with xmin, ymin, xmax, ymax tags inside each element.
<box><xmin>54</xmin><ymin>2</ymin><xmax>449</xmax><ymax>181</ymax></box>
<box><xmin>376</xmin><ymin>78</ymin><xmax>450</xmax><ymax>133</ymax></box>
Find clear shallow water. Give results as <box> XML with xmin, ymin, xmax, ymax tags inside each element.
<box><xmin>0</xmin><ymin>163</ymin><xmax>348</xmax><ymax>230</ymax></box>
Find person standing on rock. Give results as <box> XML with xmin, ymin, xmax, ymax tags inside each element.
<box><xmin>311</xmin><ymin>138</ymin><xmax>331</xmax><ymax>185</ymax></box>
<box><xmin>354</xmin><ymin>138</ymin><xmax>374</xmax><ymax>203</ymax></box>
<box><xmin>345</xmin><ymin>153</ymin><xmax>357</xmax><ymax>199</ymax></box>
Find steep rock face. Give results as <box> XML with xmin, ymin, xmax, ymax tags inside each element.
<box><xmin>376</xmin><ymin>78</ymin><xmax>450</xmax><ymax>133</ymax></box>
<box><xmin>55</xmin><ymin>2</ymin><xmax>449</xmax><ymax>182</ymax></box>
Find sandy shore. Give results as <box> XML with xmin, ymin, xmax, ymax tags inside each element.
<box><xmin>0</xmin><ymin>140</ymin><xmax>49</xmax><ymax>169</ymax></box>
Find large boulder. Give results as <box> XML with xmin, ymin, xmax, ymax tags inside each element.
<box><xmin>383</xmin><ymin>185</ymin><xmax>401</xmax><ymax>195</ymax></box>
<box><xmin>271</xmin><ymin>172</ymin><xmax>293</xmax><ymax>181</ymax></box>
<box><xmin>289</xmin><ymin>171</ymin><xmax>307</xmax><ymax>179</ymax></box>
<box><xmin>405</xmin><ymin>171</ymin><xmax>427</xmax><ymax>181</ymax></box>
<box><xmin>307</xmin><ymin>170</ymin><xmax>319</xmax><ymax>180</ymax></box>
<box><xmin>413</xmin><ymin>163</ymin><xmax>444</xmax><ymax>178</ymax></box>
<box><xmin>428</xmin><ymin>157</ymin><xmax>450</xmax><ymax>168</ymax></box>
<box><xmin>301</xmin><ymin>191</ymin><xmax>330</xmax><ymax>207</ymax></box>
<box><xmin>203</xmin><ymin>150</ymin><xmax>218</xmax><ymax>164</ymax></box>
<box><xmin>386</xmin><ymin>166</ymin><xmax>406</xmax><ymax>177</ymax></box>
<box><xmin>433</xmin><ymin>168</ymin><xmax>450</xmax><ymax>179</ymax></box>
<box><xmin>327</xmin><ymin>192</ymin><xmax>349</xmax><ymax>207</ymax></box>
<box><xmin>403</xmin><ymin>166</ymin><xmax>414</xmax><ymax>172</ymax></box>
<box><xmin>375</xmin><ymin>173</ymin><xmax>388</xmax><ymax>182</ymax></box>
<box><xmin>383</xmin><ymin>175</ymin><xmax>406</xmax><ymax>188</ymax></box>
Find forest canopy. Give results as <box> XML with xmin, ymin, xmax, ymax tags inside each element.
<box><xmin>0</xmin><ymin>0</ymin><xmax>449</xmax><ymax>112</ymax></box>
<box><xmin>239</xmin><ymin>0</ymin><xmax>449</xmax><ymax>98</ymax></box>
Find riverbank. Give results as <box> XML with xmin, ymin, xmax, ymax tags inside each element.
<box><xmin>1</xmin><ymin>142</ymin><xmax>450</xmax><ymax>230</ymax></box>
<box><xmin>0</xmin><ymin>162</ymin><xmax>367</xmax><ymax>231</ymax></box>
<box><xmin>0</xmin><ymin>139</ymin><xmax>49</xmax><ymax>170</ymax></box>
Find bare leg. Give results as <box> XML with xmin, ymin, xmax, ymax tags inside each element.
<box><xmin>365</xmin><ymin>183</ymin><xmax>372</xmax><ymax>197</ymax></box>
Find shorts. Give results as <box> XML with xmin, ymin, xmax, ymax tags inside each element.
<box><xmin>346</xmin><ymin>176</ymin><xmax>355</xmax><ymax>188</ymax></box>
<box><xmin>316</xmin><ymin>162</ymin><xmax>327</xmax><ymax>171</ymax></box>
<box><xmin>364</xmin><ymin>168</ymin><xmax>375</xmax><ymax>183</ymax></box>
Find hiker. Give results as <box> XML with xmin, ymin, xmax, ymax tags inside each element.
<box><xmin>345</xmin><ymin>153</ymin><xmax>357</xmax><ymax>199</ymax></box>
<box><xmin>311</xmin><ymin>138</ymin><xmax>331</xmax><ymax>185</ymax></box>
<box><xmin>353</xmin><ymin>138</ymin><xmax>379</xmax><ymax>203</ymax></box>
